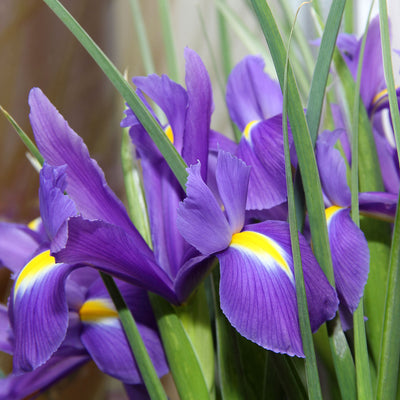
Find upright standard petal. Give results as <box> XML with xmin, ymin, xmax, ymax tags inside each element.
<box><xmin>182</xmin><ymin>47</ymin><xmax>213</xmax><ymax>180</ymax></box>
<box><xmin>226</xmin><ymin>55</ymin><xmax>283</xmax><ymax>130</ymax></box>
<box><xmin>29</xmin><ymin>88</ymin><xmax>135</xmax><ymax>234</ymax></box>
<box><xmin>39</xmin><ymin>163</ymin><xmax>78</xmax><ymax>240</ymax></box>
<box><xmin>177</xmin><ymin>163</ymin><xmax>232</xmax><ymax>255</ymax></box>
<box><xmin>216</xmin><ymin>150</ymin><xmax>250</xmax><ymax>233</ymax></box>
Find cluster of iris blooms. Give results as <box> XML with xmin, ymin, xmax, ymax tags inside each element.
<box><xmin>0</xmin><ymin>16</ymin><xmax>398</xmax><ymax>399</ymax></box>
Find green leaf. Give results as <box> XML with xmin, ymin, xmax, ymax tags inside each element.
<box><xmin>157</xmin><ymin>0</ymin><xmax>179</xmax><ymax>82</ymax></box>
<box><xmin>149</xmin><ymin>293</ymin><xmax>210</xmax><ymax>400</ymax></box>
<box><xmin>101</xmin><ymin>273</ymin><xmax>167</xmax><ymax>400</ymax></box>
<box><xmin>42</xmin><ymin>0</ymin><xmax>188</xmax><ymax>190</ymax></box>
<box><xmin>0</xmin><ymin>106</ymin><xmax>44</xmax><ymax>166</ymax></box>
<box><xmin>211</xmin><ymin>270</ymin><xmax>268</xmax><ymax>400</ymax></box>
<box><xmin>175</xmin><ymin>285</ymin><xmax>215</xmax><ymax>398</ymax></box>
<box><xmin>282</xmin><ymin>3</ymin><xmax>322</xmax><ymax>397</ymax></box>
<box><xmin>249</xmin><ymin>2</ymin><xmax>358</xmax><ymax>398</ymax></box>
<box><xmin>128</xmin><ymin>0</ymin><xmax>155</xmax><ymax>75</ymax></box>
<box><xmin>375</xmin><ymin>2</ymin><xmax>400</xmax><ymax>398</ymax></box>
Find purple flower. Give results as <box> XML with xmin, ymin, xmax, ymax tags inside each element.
<box><xmin>316</xmin><ymin>129</ymin><xmax>397</xmax><ymax>328</ymax></box>
<box><xmin>0</xmin><ymin>164</ymin><xmax>168</xmax><ymax>398</ymax></box>
<box><xmin>177</xmin><ymin>150</ymin><xmax>338</xmax><ymax>357</ymax></box>
<box><xmin>225</xmin><ymin>56</ymin><xmax>291</xmax><ymax>210</ymax></box>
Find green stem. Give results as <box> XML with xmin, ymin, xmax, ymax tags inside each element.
<box><xmin>100</xmin><ymin>273</ymin><xmax>167</xmax><ymax>400</ymax></box>
<box><xmin>42</xmin><ymin>0</ymin><xmax>188</xmax><ymax>190</ymax></box>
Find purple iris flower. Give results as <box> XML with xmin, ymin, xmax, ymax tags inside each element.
<box><xmin>335</xmin><ymin>15</ymin><xmax>400</xmax><ymax>193</ymax></box>
<box><xmin>177</xmin><ymin>150</ymin><xmax>338</xmax><ymax>357</ymax></box>
<box><xmin>315</xmin><ymin>129</ymin><xmax>397</xmax><ymax>329</ymax></box>
<box><xmin>225</xmin><ymin>55</ymin><xmax>291</xmax><ymax>211</ymax></box>
<box><xmin>0</xmin><ymin>164</ymin><xmax>168</xmax><ymax>399</ymax></box>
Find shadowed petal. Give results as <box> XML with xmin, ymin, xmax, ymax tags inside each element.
<box><xmin>0</xmin><ymin>304</ymin><xmax>12</xmax><ymax>354</ymax></box>
<box><xmin>0</xmin><ymin>223</ymin><xmax>40</xmax><ymax>274</ymax></box>
<box><xmin>0</xmin><ymin>349</ymin><xmax>89</xmax><ymax>400</ymax></box>
<box><xmin>52</xmin><ymin>217</ymin><xmax>177</xmax><ymax>303</ymax></box>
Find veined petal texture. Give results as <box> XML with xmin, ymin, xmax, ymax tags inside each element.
<box><xmin>12</xmin><ymin>250</ymin><xmax>77</xmax><ymax>372</ymax></box>
<box><xmin>29</xmin><ymin>88</ymin><xmax>135</xmax><ymax>234</ymax></box>
<box><xmin>219</xmin><ymin>221</ymin><xmax>337</xmax><ymax>356</ymax></box>
<box><xmin>326</xmin><ymin>207</ymin><xmax>369</xmax><ymax>329</ymax></box>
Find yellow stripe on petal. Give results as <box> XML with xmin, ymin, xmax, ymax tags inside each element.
<box><xmin>79</xmin><ymin>298</ymin><xmax>118</xmax><ymax>323</ymax></box>
<box><xmin>230</xmin><ymin>230</ymin><xmax>292</xmax><ymax>278</ymax></box>
<box><xmin>325</xmin><ymin>205</ymin><xmax>344</xmax><ymax>225</ymax></box>
<box><xmin>14</xmin><ymin>250</ymin><xmax>56</xmax><ymax>296</ymax></box>
<box><xmin>372</xmin><ymin>86</ymin><xmax>400</xmax><ymax>112</ymax></box>
<box><xmin>28</xmin><ymin>217</ymin><xmax>41</xmax><ymax>232</ymax></box>
<box><xmin>165</xmin><ymin>125</ymin><xmax>174</xmax><ymax>143</ymax></box>
<box><xmin>243</xmin><ymin>120</ymin><xmax>259</xmax><ymax>141</ymax></box>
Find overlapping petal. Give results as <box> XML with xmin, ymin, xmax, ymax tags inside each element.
<box><xmin>236</xmin><ymin>116</ymin><xmax>289</xmax><ymax>210</ymax></box>
<box><xmin>0</xmin><ymin>304</ymin><xmax>12</xmax><ymax>354</ymax></box>
<box><xmin>326</xmin><ymin>207</ymin><xmax>369</xmax><ymax>329</ymax></box>
<box><xmin>0</xmin><ymin>223</ymin><xmax>40</xmax><ymax>274</ymax></box>
<box><xmin>52</xmin><ymin>217</ymin><xmax>177</xmax><ymax>302</ymax></box>
<box><xmin>226</xmin><ymin>55</ymin><xmax>283</xmax><ymax>130</ymax></box>
<box><xmin>39</xmin><ymin>163</ymin><xmax>78</xmax><ymax>240</ymax></box>
<box><xmin>0</xmin><ymin>349</ymin><xmax>89</xmax><ymax>400</ymax></box>
<box><xmin>11</xmin><ymin>250</ymin><xmax>78</xmax><ymax>372</ymax></box>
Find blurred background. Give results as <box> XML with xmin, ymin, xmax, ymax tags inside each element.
<box><xmin>0</xmin><ymin>0</ymin><xmax>399</xmax><ymax>398</ymax></box>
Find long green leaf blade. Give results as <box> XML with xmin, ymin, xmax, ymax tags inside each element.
<box><xmin>249</xmin><ymin>2</ymin><xmax>357</xmax><ymax>398</ymax></box>
<box><xmin>376</xmin><ymin>2</ymin><xmax>400</xmax><ymax>398</ymax></box>
<box><xmin>149</xmin><ymin>293</ymin><xmax>210</xmax><ymax>400</ymax></box>
<box><xmin>282</xmin><ymin>4</ymin><xmax>322</xmax><ymax>397</ymax></box>
<box><xmin>42</xmin><ymin>0</ymin><xmax>188</xmax><ymax>190</ymax></box>
<box><xmin>101</xmin><ymin>273</ymin><xmax>167</xmax><ymax>400</ymax></box>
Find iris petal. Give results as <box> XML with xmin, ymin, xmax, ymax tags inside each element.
<box><xmin>12</xmin><ymin>250</ymin><xmax>76</xmax><ymax>372</ymax></box>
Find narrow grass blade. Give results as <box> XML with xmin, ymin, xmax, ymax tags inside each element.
<box><xmin>375</xmin><ymin>2</ymin><xmax>400</xmax><ymax>398</ymax></box>
<box><xmin>306</xmin><ymin>0</ymin><xmax>345</xmax><ymax>145</ymax></box>
<box><xmin>350</xmin><ymin>5</ymin><xmax>374</xmax><ymax>399</ymax></box>
<box><xmin>282</xmin><ymin>3</ymin><xmax>322</xmax><ymax>398</ymax></box>
<box><xmin>128</xmin><ymin>0</ymin><xmax>155</xmax><ymax>75</ymax></box>
<box><xmin>42</xmin><ymin>0</ymin><xmax>188</xmax><ymax>190</ymax></box>
<box><xmin>216</xmin><ymin>0</ymin><xmax>232</xmax><ymax>82</ymax></box>
<box><xmin>149</xmin><ymin>293</ymin><xmax>210</xmax><ymax>400</ymax></box>
<box><xmin>249</xmin><ymin>2</ymin><xmax>357</xmax><ymax>398</ymax></box>
<box><xmin>344</xmin><ymin>0</ymin><xmax>354</xmax><ymax>33</ymax></box>
<box><xmin>0</xmin><ymin>106</ymin><xmax>44</xmax><ymax>166</ymax></box>
<box><xmin>157</xmin><ymin>0</ymin><xmax>179</xmax><ymax>82</ymax></box>
<box><xmin>101</xmin><ymin>273</ymin><xmax>167</xmax><ymax>400</ymax></box>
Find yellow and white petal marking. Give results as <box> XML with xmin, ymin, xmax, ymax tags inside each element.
<box><xmin>164</xmin><ymin>125</ymin><xmax>174</xmax><ymax>144</ymax></box>
<box><xmin>243</xmin><ymin>120</ymin><xmax>260</xmax><ymax>141</ymax></box>
<box><xmin>79</xmin><ymin>298</ymin><xmax>118</xmax><ymax>324</ymax></box>
<box><xmin>371</xmin><ymin>86</ymin><xmax>400</xmax><ymax>113</ymax></box>
<box><xmin>230</xmin><ymin>230</ymin><xmax>293</xmax><ymax>282</ymax></box>
<box><xmin>14</xmin><ymin>250</ymin><xmax>57</xmax><ymax>300</ymax></box>
<box><xmin>28</xmin><ymin>217</ymin><xmax>42</xmax><ymax>232</ymax></box>
<box><xmin>325</xmin><ymin>205</ymin><xmax>344</xmax><ymax>227</ymax></box>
